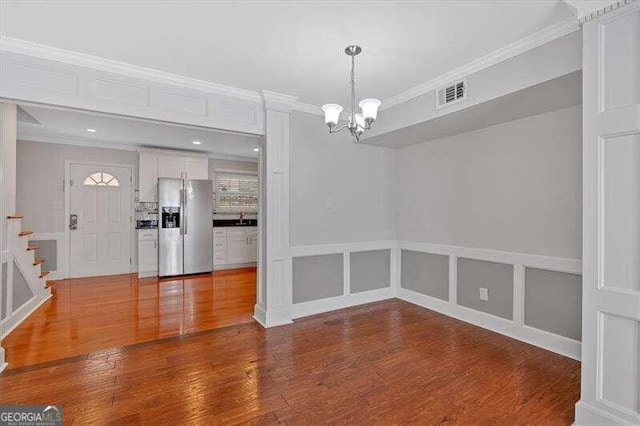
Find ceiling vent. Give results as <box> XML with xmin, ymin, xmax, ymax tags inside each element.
<box><xmin>436</xmin><ymin>80</ymin><xmax>467</xmax><ymax>109</ymax></box>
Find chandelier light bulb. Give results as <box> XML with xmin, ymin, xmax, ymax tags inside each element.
<box><xmin>359</xmin><ymin>98</ymin><xmax>382</xmax><ymax>123</ymax></box>
<box><xmin>322</xmin><ymin>104</ymin><xmax>343</xmax><ymax>127</ymax></box>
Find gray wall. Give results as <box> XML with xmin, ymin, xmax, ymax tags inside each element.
<box><xmin>30</xmin><ymin>239</ymin><xmax>57</xmax><ymax>272</ymax></box>
<box><xmin>350</xmin><ymin>250</ymin><xmax>391</xmax><ymax>293</ymax></box>
<box><xmin>292</xmin><ymin>254</ymin><xmax>343</xmax><ymax>303</ymax></box>
<box><xmin>400</xmin><ymin>250</ymin><xmax>449</xmax><ymax>301</ymax></box>
<box><xmin>395</xmin><ymin>105</ymin><xmax>582</xmax><ymax>259</ymax></box>
<box><xmin>457</xmin><ymin>258</ymin><xmax>514</xmax><ymax>320</ymax></box>
<box><xmin>16</xmin><ymin>140</ymin><xmax>137</xmax><ymax>233</ymax></box>
<box><xmin>290</xmin><ymin>112</ymin><xmax>395</xmax><ymax>246</ymax></box>
<box><xmin>12</xmin><ymin>262</ymin><xmax>34</xmax><ymax>312</ymax></box>
<box><xmin>366</xmin><ymin>31</ymin><xmax>581</xmax><ymax>138</ymax></box>
<box><xmin>525</xmin><ymin>268</ymin><xmax>582</xmax><ymax>340</ymax></box>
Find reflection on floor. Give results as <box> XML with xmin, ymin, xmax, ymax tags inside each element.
<box><xmin>2</xmin><ymin>268</ymin><xmax>257</xmax><ymax>368</ymax></box>
<box><xmin>0</xmin><ymin>299</ymin><xmax>580</xmax><ymax>424</ymax></box>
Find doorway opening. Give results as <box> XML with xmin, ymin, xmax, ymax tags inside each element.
<box><xmin>2</xmin><ymin>102</ymin><xmax>262</xmax><ymax>368</ymax></box>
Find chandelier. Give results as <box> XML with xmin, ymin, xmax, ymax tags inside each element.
<box><xmin>322</xmin><ymin>45</ymin><xmax>381</xmax><ymax>142</ymax></box>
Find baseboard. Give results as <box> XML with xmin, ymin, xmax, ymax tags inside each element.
<box><xmin>397</xmin><ymin>288</ymin><xmax>581</xmax><ymax>361</ymax></box>
<box><xmin>1</xmin><ymin>290</ymin><xmax>52</xmax><ymax>340</ymax></box>
<box><xmin>0</xmin><ymin>348</ymin><xmax>7</xmax><ymax>373</ymax></box>
<box><xmin>138</xmin><ymin>270</ymin><xmax>158</xmax><ymax>278</ymax></box>
<box><xmin>253</xmin><ymin>303</ymin><xmax>292</xmax><ymax>328</ymax></box>
<box><xmin>574</xmin><ymin>401</ymin><xmax>630</xmax><ymax>425</ymax></box>
<box><xmin>292</xmin><ymin>287</ymin><xmax>394</xmax><ymax>319</ymax></box>
<box><xmin>215</xmin><ymin>262</ymin><xmax>257</xmax><ymax>271</ymax></box>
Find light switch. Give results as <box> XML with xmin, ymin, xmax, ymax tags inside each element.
<box><xmin>479</xmin><ymin>287</ymin><xmax>489</xmax><ymax>301</ymax></box>
<box><xmin>325</xmin><ymin>198</ymin><xmax>333</xmax><ymax>209</ymax></box>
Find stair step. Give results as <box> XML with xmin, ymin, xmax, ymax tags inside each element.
<box><xmin>40</xmin><ymin>271</ymin><xmax>50</xmax><ymax>279</ymax></box>
<box><xmin>18</xmin><ymin>231</ymin><xmax>33</xmax><ymax>237</ymax></box>
<box><xmin>33</xmin><ymin>258</ymin><xmax>45</xmax><ymax>266</ymax></box>
<box><xmin>7</xmin><ymin>214</ymin><xmax>23</xmax><ymax>219</ymax></box>
<box><xmin>27</xmin><ymin>246</ymin><xmax>39</xmax><ymax>251</ymax></box>
<box><xmin>45</xmin><ymin>280</ymin><xmax>54</xmax><ymax>288</ymax></box>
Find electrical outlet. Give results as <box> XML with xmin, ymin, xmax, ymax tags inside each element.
<box><xmin>479</xmin><ymin>287</ymin><xmax>489</xmax><ymax>301</ymax></box>
<box><xmin>51</xmin><ymin>201</ymin><xmax>62</xmax><ymax>210</ymax></box>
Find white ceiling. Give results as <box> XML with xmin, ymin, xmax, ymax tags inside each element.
<box><xmin>363</xmin><ymin>71</ymin><xmax>582</xmax><ymax>148</ymax></box>
<box><xmin>1</xmin><ymin>1</ymin><xmax>575</xmax><ymax>107</ymax></box>
<box><xmin>17</xmin><ymin>104</ymin><xmax>260</xmax><ymax>160</ymax></box>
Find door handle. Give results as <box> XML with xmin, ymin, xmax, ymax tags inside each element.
<box><xmin>69</xmin><ymin>214</ymin><xmax>78</xmax><ymax>230</ymax></box>
<box><xmin>183</xmin><ymin>187</ymin><xmax>188</xmax><ymax>235</ymax></box>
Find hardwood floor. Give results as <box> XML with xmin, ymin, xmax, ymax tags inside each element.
<box><xmin>0</xmin><ymin>299</ymin><xmax>580</xmax><ymax>424</ymax></box>
<box><xmin>1</xmin><ymin>268</ymin><xmax>257</xmax><ymax>368</ymax></box>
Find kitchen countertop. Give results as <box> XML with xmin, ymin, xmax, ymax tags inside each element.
<box><xmin>213</xmin><ymin>219</ymin><xmax>257</xmax><ymax>227</ymax></box>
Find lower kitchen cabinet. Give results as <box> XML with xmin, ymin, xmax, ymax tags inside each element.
<box><xmin>138</xmin><ymin>229</ymin><xmax>158</xmax><ymax>277</ymax></box>
<box><xmin>213</xmin><ymin>227</ymin><xmax>257</xmax><ymax>269</ymax></box>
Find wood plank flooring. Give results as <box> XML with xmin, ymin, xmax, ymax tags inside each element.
<box><xmin>2</xmin><ymin>268</ymin><xmax>257</xmax><ymax>368</ymax></box>
<box><xmin>1</xmin><ymin>299</ymin><xmax>580</xmax><ymax>424</ymax></box>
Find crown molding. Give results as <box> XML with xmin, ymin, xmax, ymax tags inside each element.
<box><xmin>261</xmin><ymin>90</ymin><xmax>298</xmax><ymax>113</ymax></box>
<box><xmin>381</xmin><ymin>17</ymin><xmax>580</xmax><ymax>110</ymax></box>
<box><xmin>564</xmin><ymin>0</ymin><xmax>635</xmax><ymax>22</ymax></box>
<box><xmin>292</xmin><ymin>101</ymin><xmax>323</xmax><ymax>116</ymax></box>
<box><xmin>0</xmin><ymin>36</ymin><xmax>262</xmax><ymax>103</ymax></box>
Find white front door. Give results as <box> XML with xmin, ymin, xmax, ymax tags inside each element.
<box><xmin>69</xmin><ymin>163</ymin><xmax>132</xmax><ymax>278</ymax></box>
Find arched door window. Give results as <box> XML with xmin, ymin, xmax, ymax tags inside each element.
<box><xmin>83</xmin><ymin>172</ymin><xmax>120</xmax><ymax>187</ymax></box>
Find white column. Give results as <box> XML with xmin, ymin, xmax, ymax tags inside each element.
<box><xmin>575</xmin><ymin>1</ymin><xmax>640</xmax><ymax>424</ymax></box>
<box><xmin>1</xmin><ymin>102</ymin><xmax>18</xmax><ymax>371</ymax></box>
<box><xmin>253</xmin><ymin>91</ymin><xmax>297</xmax><ymax>327</ymax></box>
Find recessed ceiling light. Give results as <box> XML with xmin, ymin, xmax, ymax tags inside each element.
<box><xmin>192</xmin><ymin>140</ymin><xmax>202</xmax><ymax>145</ymax></box>
<box><xmin>253</xmin><ymin>148</ymin><xmax>259</xmax><ymax>152</ymax></box>
<box><xmin>86</xmin><ymin>128</ymin><xmax>96</xmax><ymax>133</ymax></box>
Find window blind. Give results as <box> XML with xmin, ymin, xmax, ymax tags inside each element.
<box><xmin>215</xmin><ymin>173</ymin><xmax>258</xmax><ymax>213</ymax></box>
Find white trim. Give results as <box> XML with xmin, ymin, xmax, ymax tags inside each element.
<box><xmin>1</xmin><ymin>291</ymin><xmax>52</xmax><ymax>340</ymax></box>
<box><xmin>382</xmin><ymin>18</ymin><xmax>580</xmax><ymax>109</ymax></box>
<box><xmin>292</xmin><ymin>101</ymin><xmax>323</xmax><ymax>116</ymax></box>
<box><xmin>0</xmin><ymin>36</ymin><xmax>262</xmax><ymax>103</ymax></box>
<box><xmin>574</xmin><ymin>400</ymin><xmax>628</xmax><ymax>425</ymax></box>
<box><xmin>292</xmin><ymin>287</ymin><xmax>394</xmax><ymax>320</ymax></box>
<box><xmin>397</xmin><ymin>288</ymin><xmax>581</xmax><ymax>360</ymax></box>
<box><xmin>19</xmin><ymin>132</ymin><xmax>258</xmax><ymax>163</ymax></box>
<box><xmin>290</xmin><ymin>240</ymin><xmax>396</xmax><ymax>258</ymax></box>
<box><xmin>64</xmin><ymin>160</ymin><xmax>135</xmax><ymax>279</ymax></box>
<box><xmin>399</xmin><ymin>241</ymin><xmax>582</xmax><ymax>274</ymax></box>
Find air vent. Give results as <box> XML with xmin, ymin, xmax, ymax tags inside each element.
<box><xmin>436</xmin><ymin>80</ymin><xmax>467</xmax><ymax>109</ymax></box>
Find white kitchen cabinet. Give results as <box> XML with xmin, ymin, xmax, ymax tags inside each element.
<box><xmin>138</xmin><ymin>229</ymin><xmax>158</xmax><ymax>277</ymax></box>
<box><xmin>213</xmin><ymin>227</ymin><xmax>258</xmax><ymax>268</ymax></box>
<box><xmin>138</xmin><ymin>153</ymin><xmax>158</xmax><ymax>202</ymax></box>
<box><xmin>158</xmin><ymin>155</ymin><xmax>184</xmax><ymax>179</ymax></box>
<box><xmin>183</xmin><ymin>157</ymin><xmax>208</xmax><ymax>180</ymax></box>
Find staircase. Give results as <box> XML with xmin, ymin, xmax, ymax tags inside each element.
<box><xmin>4</xmin><ymin>215</ymin><xmax>52</xmax><ymax>328</ymax></box>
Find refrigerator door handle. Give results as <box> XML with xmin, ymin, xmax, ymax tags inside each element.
<box><xmin>179</xmin><ymin>188</ymin><xmax>185</xmax><ymax>235</ymax></box>
<box><xmin>183</xmin><ymin>184</ymin><xmax>188</xmax><ymax>235</ymax></box>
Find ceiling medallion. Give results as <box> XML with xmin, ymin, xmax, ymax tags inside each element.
<box><xmin>322</xmin><ymin>45</ymin><xmax>381</xmax><ymax>142</ymax></box>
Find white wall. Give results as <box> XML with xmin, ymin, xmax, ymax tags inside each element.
<box><xmin>16</xmin><ymin>140</ymin><xmax>137</xmax><ymax>233</ymax></box>
<box><xmin>290</xmin><ymin>111</ymin><xmax>395</xmax><ymax>246</ymax></box>
<box><xmin>2</xmin><ymin>104</ymin><xmax>17</xmax><ymax>250</ymax></box>
<box><xmin>395</xmin><ymin>105</ymin><xmax>582</xmax><ymax>259</ymax></box>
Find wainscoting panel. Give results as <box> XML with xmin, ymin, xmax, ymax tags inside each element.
<box><xmin>400</xmin><ymin>250</ymin><xmax>449</xmax><ymax>301</ymax></box>
<box><xmin>457</xmin><ymin>258</ymin><xmax>514</xmax><ymax>320</ymax></box>
<box><xmin>397</xmin><ymin>241</ymin><xmax>582</xmax><ymax>360</ymax></box>
<box><xmin>525</xmin><ymin>267</ymin><xmax>582</xmax><ymax>340</ymax></box>
<box><xmin>350</xmin><ymin>249</ymin><xmax>391</xmax><ymax>293</ymax></box>
<box><xmin>12</xmin><ymin>261</ymin><xmax>33</xmax><ymax>312</ymax></box>
<box><xmin>292</xmin><ymin>254</ymin><xmax>343</xmax><ymax>304</ymax></box>
<box><xmin>29</xmin><ymin>240</ymin><xmax>57</xmax><ymax>273</ymax></box>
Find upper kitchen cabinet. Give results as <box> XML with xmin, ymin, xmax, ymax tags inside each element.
<box><xmin>182</xmin><ymin>157</ymin><xmax>208</xmax><ymax>180</ymax></box>
<box><xmin>158</xmin><ymin>155</ymin><xmax>184</xmax><ymax>179</ymax></box>
<box><xmin>138</xmin><ymin>153</ymin><xmax>159</xmax><ymax>202</ymax></box>
<box><xmin>138</xmin><ymin>151</ymin><xmax>210</xmax><ymax>202</ymax></box>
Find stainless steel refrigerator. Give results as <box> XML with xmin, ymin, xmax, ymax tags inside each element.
<box><xmin>158</xmin><ymin>178</ymin><xmax>213</xmax><ymax>277</ymax></box>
